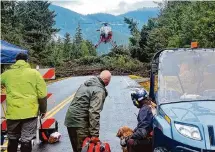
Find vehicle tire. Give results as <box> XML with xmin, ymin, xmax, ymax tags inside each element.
<box><xmin>153</xmin><ymin>147</ymin><xmax>168</xmax><ymax>152</ymax></box>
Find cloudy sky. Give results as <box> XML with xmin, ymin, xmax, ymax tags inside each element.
<box><xmin>51</xmin><ymin>0</ymin><xmax>161</xmax><ymax>15</ymax></box>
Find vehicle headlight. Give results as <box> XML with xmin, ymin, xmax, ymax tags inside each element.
<box><xmin>175</xmin><ymin>123</ymin><xmax>201</xmax><ymax>140</ymax></box>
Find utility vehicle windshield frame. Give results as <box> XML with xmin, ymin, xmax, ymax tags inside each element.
<box><xmin>155</xmin><ymin>49</ymin><xmax>215</xmax><ymax>104</ymax></box>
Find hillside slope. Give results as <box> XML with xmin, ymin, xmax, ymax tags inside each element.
<box><xmin>49</xmin><ymin>4</ymin><xmax>158</xmax><ymax>53</ymax></box>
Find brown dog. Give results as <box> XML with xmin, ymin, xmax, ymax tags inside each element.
<box><xmin>116</xmin><ymin>126</ymin><xmax>134</xmax><ymax>152</ymax></box>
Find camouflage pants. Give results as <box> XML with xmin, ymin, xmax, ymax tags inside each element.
<box><xmin>67</xmin><ymin>127</ymin><xmax>89</xmax><ymax>152</ymax></box>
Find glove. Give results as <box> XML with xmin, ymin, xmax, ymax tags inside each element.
<box><xmin>40</xmin><ymin>113</ymin><xmax>46</xmax><ymax>119</ymax></box>
<box><xmin>127</xmin><ymin>139</ymin><xmax>134</xmax><ymax>146</ymax></box>
<box><xmin>90</xmin><ymin>137</ymin><xmax>100</xmax><ymax>143</ymax></box>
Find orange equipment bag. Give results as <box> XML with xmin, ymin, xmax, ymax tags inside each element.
<box><xmin>81</xmin><ymin>137</ymin><xmax>111</xmax><ymax>152</ymax></box>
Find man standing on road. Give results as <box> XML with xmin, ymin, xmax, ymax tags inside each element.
<box><xmin>64</xmin><ymin>70</ymin><xmax>112</xmax><ymax>152</ymax></box>
<box><xmin>1</xmin><ymin>53</ymin><xmax>47</xmax><ymax>152</ymax></box>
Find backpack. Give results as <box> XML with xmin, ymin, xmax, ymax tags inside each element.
<box><xmin>81</xmin><ymin>137</ymin><xmax>111</xmax><ymax>152</ymax></box>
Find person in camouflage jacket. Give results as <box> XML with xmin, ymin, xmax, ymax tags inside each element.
<box><xmin>64</xmin><ymin>70</ymin><xmax>111</xmax><ymax>152</ymax></box>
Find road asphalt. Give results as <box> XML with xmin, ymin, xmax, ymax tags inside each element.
<box><xmin>33</xmin><ymin>76</ymin><xmax>141</xmax><ymax>152</ymax></box>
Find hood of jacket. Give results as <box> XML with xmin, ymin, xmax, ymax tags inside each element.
<box><xmin>10</xmin><ymin>60</ymin><xmax>30</xmax><ymax>69</ymax></box>
<box><xmin>84</xmin><ymin>76</ymin><xmax>107</xmax><ymax>96</ymax></box>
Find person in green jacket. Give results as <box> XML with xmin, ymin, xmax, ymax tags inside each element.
<box><xmin>1</xmin><ymin>53</ymin><xmax>47</xmax><ymax>152</ymax></box>
<box><xmin>64</xmin><ymin>70</ymin><xmax>111</xmax><ymax>152</ymax></box>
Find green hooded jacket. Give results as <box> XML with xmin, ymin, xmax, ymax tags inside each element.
<box><xmin>1</xmin><ymin>60</ymin><xmax>47</xmax><ymax>120</ymax></box>
<box><xmin>64</xmin><ymin>76</ymin><xmax>108</xmax><ymax>137</ymax></box>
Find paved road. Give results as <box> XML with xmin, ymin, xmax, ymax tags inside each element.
<box><xmin>33</xmin><ymin>76</ymin><xmax>141</xmax><ymax>152</ymax></box>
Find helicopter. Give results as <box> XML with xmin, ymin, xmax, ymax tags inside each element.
<box><xmin>95</xmin><ymin>22</ymin><xmax>118</xmax><ymax>48</ymax></box>
<box><xmin>81</xmin><ymin>21</ymin><xmax>124</xmax><ymax>49</ymax></box>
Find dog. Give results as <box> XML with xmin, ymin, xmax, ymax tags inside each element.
<box><xmin>116</xmin><ymin>126</ymin><xmax>134</xmax><ymax>152</ymax></box>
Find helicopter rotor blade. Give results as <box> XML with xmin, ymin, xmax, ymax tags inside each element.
<box><xmin>109</xmin><ymin>23</ymin><xmax>124</xmax><ymax>26</ymax></box>
<box><xmin>80</xmin><ymin>22</ymin><xmax>96</xmax><ymax>24</ymax></box>
<box><xmin>79</xmin><ymin>20</ymin><xmax>124</xmax><ymax>26</ymax></box>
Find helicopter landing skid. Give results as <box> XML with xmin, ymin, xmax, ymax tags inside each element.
<box><xmin>95</xmin><ymin>40</ymin><xmax>117</xmax><ymax>49</ymax></box>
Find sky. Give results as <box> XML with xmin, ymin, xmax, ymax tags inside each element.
<box><xmin>51</xmin><ymin>0</ymin><xmax>161</xmax><ymax>15</ymax></box>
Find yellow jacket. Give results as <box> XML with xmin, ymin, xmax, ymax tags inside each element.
<box><xmin>1</xmin><ymin>60</ymin><xmax>47</xmax><ymax>119</ymax></box>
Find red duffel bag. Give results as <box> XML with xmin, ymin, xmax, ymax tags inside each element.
<box><xmin>81</xmin><ymin>137</ymin><xmax>111</xmax><ymax>152</ymax></box>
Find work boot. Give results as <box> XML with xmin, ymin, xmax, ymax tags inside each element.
<box><xmin>20</xmin><ymin>141</ymin><xmax>32</xmax><ymax>152</ymax></box>
<box><xmin>7</xmin><ymin>139</ymin><xmax>19</xmax><ymax>152</ymax></box>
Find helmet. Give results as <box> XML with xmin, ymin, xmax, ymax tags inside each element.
<box><xmin>104</xmin><ymin>23</ymin><xmax>108</xmax><ymax>26</ymax></box>
<box><xmin>131</xmin><ymin>88</ymin><xmax>148</xmax><ymax>108</ymax></box>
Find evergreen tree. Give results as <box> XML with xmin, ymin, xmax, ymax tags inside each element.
<box><xmin>124</xmin><ymin>17</ymin><xmax>139</xmax><ymax>35</ymax></box>
<box><xmin>125</xmin><ymin>1</ymin><xmax>215</xmax><ymax>62</ymax></box>
<box><xmin>73</xmin><ymin>23</ymin><xmax>84</xmax><ymax>58</ymax></box>
<box><xmin>1</xmin><ymin>1</ymin><xmax>24</xmax><ymax>46</ymax></box>
<box><xmin>74</xmin><ymin>23</ymin><xmax>83</xmax><ymax>46</ymax></box>
<box><xmin>48</xmin><ymin>37</ymin><xmax>64</xmax><ymax>66</ymax></box>
<box><xmin>71</xmin><ymin>43</ymin><xmax>78</xmax><ymax>59</ymax></box>
<box><xmin>63</xmin><ymin>32</ymin><xmax>72</xmax><ymax>60</ymax></box>
<box><xmin>85</xmin><ymin>40</ymin><xmax>97</xmax><ymax>56</ymax></box>
<box><xmin>18</xmin><ymin>1</ymin><xmax>59</xmax><ymax>64</ymax></box>
<box><xmin>81</xmin><ymin>41</ymin><xmax>89</xmax><ymax>57</ymax></box>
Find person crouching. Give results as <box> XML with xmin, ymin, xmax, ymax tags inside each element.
<box><xmin>121</xmin><ymin>88</ymin><xmax>154</xmax><ymax>152</ymax></box>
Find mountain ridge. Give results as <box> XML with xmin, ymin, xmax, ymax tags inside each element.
<box><xmin>49</xmin><ymin>4</ymin><xmax>159</xmax><ymax>53</ymax></box>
